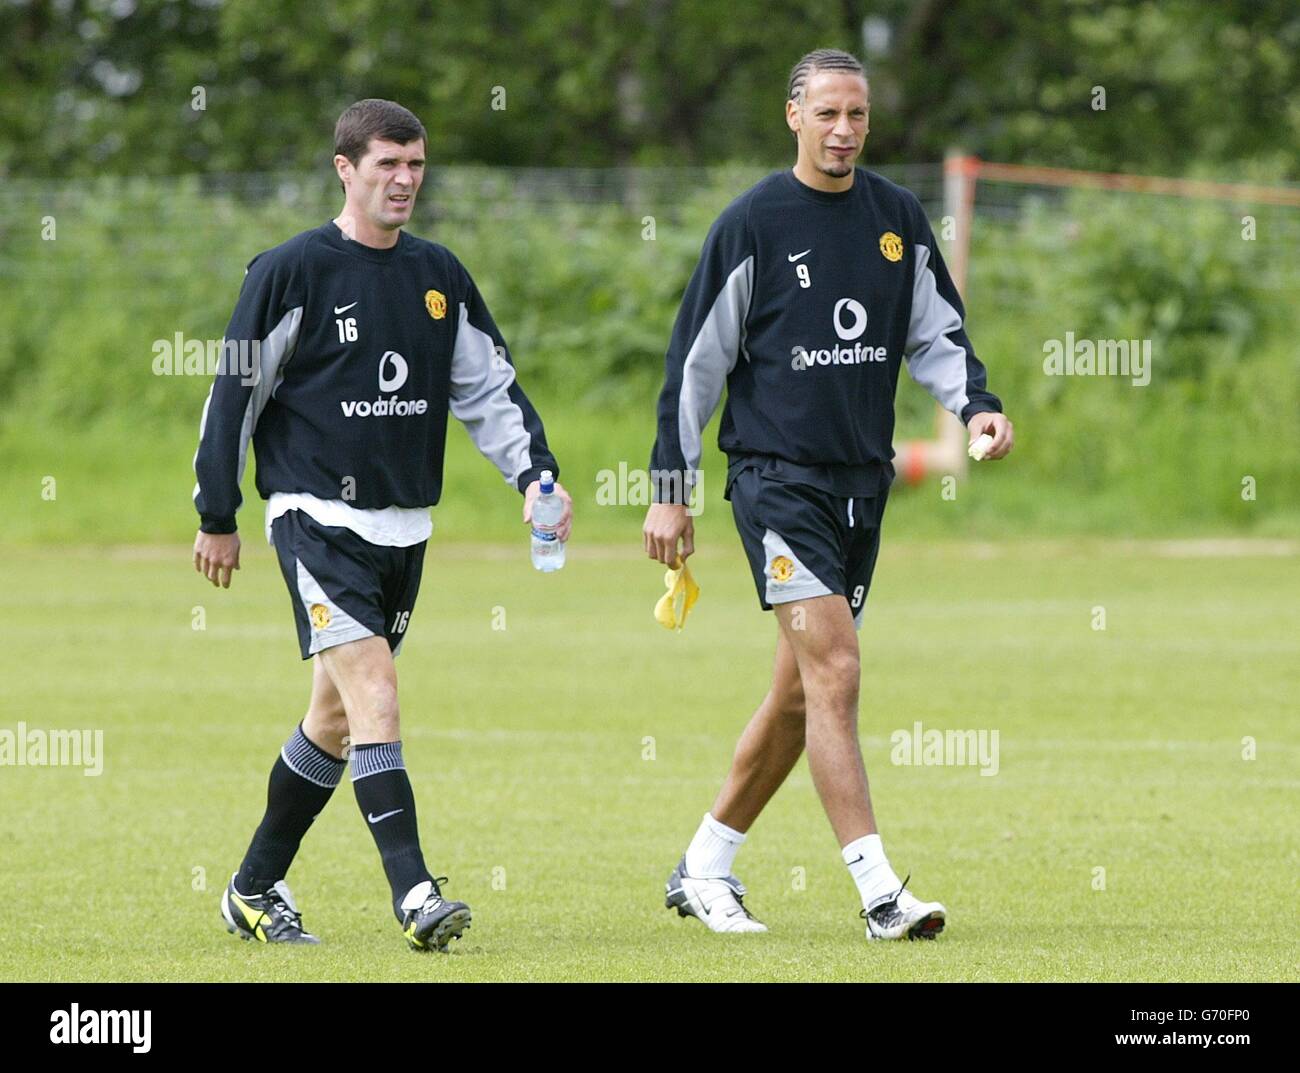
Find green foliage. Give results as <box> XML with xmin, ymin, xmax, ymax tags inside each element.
<box><xmin>0</xmin><ymin>169</ymin><xmax>762</xmax><ymax>424</ymax></box>
<box><xmin>2</xmin><ymin>170</ymin><xmax>1297</xmax><ymax>543</ymax></box>
<box><xmin>2</xmin><ymin>1</ymin><xmax>1296</xmax><ymax>178</ymax></box>
<box><xmin>426</xmin><ymin>170</ymin><xmax>752</xmax><ymax>407</ymax></box>
<box><xmin>961</xmin><ymin>186</ymin><xmax>1300</xmax><ymax>531</ymax></box>
<box><xmin>876</xmin><ymin>0</ymin><xmax>1300</xmax><ymax>176</ymax></box>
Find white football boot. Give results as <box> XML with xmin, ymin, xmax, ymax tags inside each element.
<box><xmin>862</xmin><ymin>874</ymin><xmax>946</xmax><ymax>940</ymax></box>
<box><xmin>665</xmin><ymin>856</ymin><xmax>768</xmax><ymax>933</ymax></box>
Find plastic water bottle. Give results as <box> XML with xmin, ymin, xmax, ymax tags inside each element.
<box><xmin>530</xmin><ymin>470</ymin><xmax>566</xmax><ymax>572</ymax></box>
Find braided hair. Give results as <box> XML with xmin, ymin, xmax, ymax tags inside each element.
<box><xmin>787</xmin><ymin>48</ymin><xmax>866</xmax><ymax>104</ymax></box>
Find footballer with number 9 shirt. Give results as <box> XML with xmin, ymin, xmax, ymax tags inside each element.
<box><xmin>192</xmin><ymin>99</ymin><xmax>572</xmax><ymax>952</ymax></box>
<box><xmin>645</xmin><ymin>49</ymin><xmax>1012</xmax><ymax>941</ymax></box>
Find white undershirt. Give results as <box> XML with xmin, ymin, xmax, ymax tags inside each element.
<box><xmin>265</xmin><ymin>492</ymin><xmax>432</xmax><ymax>548</ymax></box>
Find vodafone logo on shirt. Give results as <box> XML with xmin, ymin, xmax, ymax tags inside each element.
<box><xmin>833</xmin><ymin>299</ymin><xmax>868</xmax><ymax>341</ymax></box>
<box><xmin>340</xmin><ymin>351</ymin><xmax>429</xmax><ymax>417</ymax></box>
<box><xmin>377</xmin><ymin>350</ymin><xmax>408</xmax><ymax>391</ymax></box>
<box><xmin>791</xmin><ymin>297</ymin><xmax>888</xmax><ymax>371</ymax></box>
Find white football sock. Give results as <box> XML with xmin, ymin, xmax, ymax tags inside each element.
<box><xmin>684</xmin><ymin>812</ymin><xmax>746</xmax><ymax>877</ymax></box>
<box><xmin>842</xmin><ymin>833</ymin><xmax>904</xmax><ymax>910</ymax></box>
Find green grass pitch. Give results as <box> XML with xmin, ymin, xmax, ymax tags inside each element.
<box><xmin>1</xmin><ymin>539</ymin><xmax>1296</xmax><ymax>981</ymax></box>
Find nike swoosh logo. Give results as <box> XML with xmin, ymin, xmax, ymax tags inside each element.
<box><xmin>787</xmin><ymin>249</ymin><xmax>811</xmax><ymax>262</ymax></box>
<box><xmin>367</xmin><ymin>809</ymin><xmax>403</xmax><ymax>824</ymax></box>
<box><xmin>333</xmin><ymin>301</ymin><xmax>358</xmax><ymax>314</ymax></box>
<box><xmin>847</xmin><ymin>855</ymin><xmax>866</xmax><ymax>865</ymax></box>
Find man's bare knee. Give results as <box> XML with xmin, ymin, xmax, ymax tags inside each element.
<box><xmin>802</xmin><ymin>646</ymin><xmax>860</xmax><ymax>708</ymax></box>
<box><xmin>367</xmin><ymin>678</ymin><xmax>400</xmax><ymax>720</ymax></box>
<box><xmin>347</xmin><ymin>679</ymin><xmax>400</xmax><ymax>738</ymax></box>
<box><xmin>317</xmin><ymin>637</ymin><xmax>400</xmax><ymax>739</ymax></box>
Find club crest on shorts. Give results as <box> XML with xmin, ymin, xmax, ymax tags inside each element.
<box><xmin>424</xmin><ymin>289</ymin><xmax>446</xmax><ymax>319</ymax></box>
<box><xmin>879</xmin><ymin>232</ymin><xmax>904</xmax><ymax>262</ymax></box>
<box><xmin>769</xmin><ymin>555</ymin><xmax>795</xmax><ymax>583</ymax></box>
<box><xmin>309</xmin><ymin>603</ymin><xmax>332</xmax><ymax>630</ymax></box>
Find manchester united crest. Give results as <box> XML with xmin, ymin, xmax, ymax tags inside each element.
<box><xmin>769</xmin><ymin>556</ymin><xmax>795</xmax><ymax>583</ymax></box>
<box><xmin>879</xmin><ymin>232</ymin><xmax>904</xmax><ymax>262</ymax></box>
<box><xmin>309</xmin><ymin>603</ymin><xmax>332</xmax><ymax>630</ymax></box>
<box><xmin>424</xmin><ymin>289</ymin><xmax>447</xmax><ymax>319</ymax></box>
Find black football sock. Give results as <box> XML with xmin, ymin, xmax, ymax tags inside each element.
<box><xmin>236</xmin><ymin>723</ymin><xmax>344</xmax><ymax>895</ymax></box>
<box><xmin>350</xmin><ymin>741</ymin><xmax>433</xmax><ymax>921</ymax></box>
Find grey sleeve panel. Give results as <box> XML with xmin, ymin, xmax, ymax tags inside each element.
<box><xmin>191</xmin><ymin>305</ymin><xmax>302</xmax><ymax>524</ymax></box>
<box><xmin>677</xmin><ymin>255</ymin><xmax>754</xmax><ymax>475</ymax></box>
<box><xmin>449</xmin><ymin>300</ymin><xmax>534</xmax><ymax>486</ymax></box>
<box><xmin>904</xmin><ymin>243</ymin><xmax>971</xmax><ymax>419</ymax></box>
<box><xmin>236</xmin><ymin>307</ymin><xmax>303</xmax><ymax>485</ymax></box>
<box><xmin>650</xmin><ymin>194</ymin><xmax>756</xmax><ymax>502</ymax></box>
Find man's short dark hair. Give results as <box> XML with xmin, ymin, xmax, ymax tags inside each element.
<box><xmin>334</xmin><ymin>99</ymin><xmax>427</xmax><ymax>166</ymax></box>
<box><xmin>788</xmin><ymin>48</ymin><xmax>867</xmax><ymax>104</ymax></box>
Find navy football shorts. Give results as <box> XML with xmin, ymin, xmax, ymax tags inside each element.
<box><xmin>727</xmin><ymin>461</ymin><xmax>890</xmax><ymax>629</ymax></box>
<box><xmin>270</xmin><ymin>509</ymin><xmax>425</xmax><ymax>660</ymax></box>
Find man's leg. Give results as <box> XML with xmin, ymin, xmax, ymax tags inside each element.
<box><xmin>233</xmin><ymin>657</ymin><xmax>350</xmax><ymax>898</ymax></box>
<box><xmin>677</xmin><ymin>631</ymin><xmax>805</xmax><ymax>887</ymax></box>
<box><xmin>315</xmin><ymin>635</ymin><xmax>431</xmax><ymax>919</ymax></box>
<box><xmin>665</xmin><ymin>629</ymin><xmax>806</xmax><ymax>933</ymax></box>
<box><xmin>775</xmin><ymin>594</ymin><xmax>944</xmax><ymax>940</ymax></box>
<box><xmin>773</xmin><ymin>596</ymin><xmax>876</xmax><ymax>843</ymax></box>
<box><xmin>302</xmin><ymin>655</ymin><xmax>351</xmax><ymax>758</ymax></box>
<box><xmin>709</xmin><ymin>629</ymin><xmax>806</xmax><ymax>832</ymax></box>
<box><xmin>317</xmin><ymin>633</ymin><xmax>471</xmax><ymax>950</ymax></box>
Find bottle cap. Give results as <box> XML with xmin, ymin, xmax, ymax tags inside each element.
<box><xmin>540</xmin><ymin>469</ymin><xmax>554</xmax><ymax>493</ymax></box>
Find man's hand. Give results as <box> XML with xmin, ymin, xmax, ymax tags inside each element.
<box><xmin>523</xmin><ymin>479</ymin><xmax>573</xmax><ymax>542</ymax></box>
<box><xmin>193</xmin><ymin>530</ymin><xmax>241</xmax><ymax>589</ymax></box>
<box><xmin>967</xmin><ymin>411</ymin><xmax>1014</xmax><ymax>460</ymax></box>
<box><xmin>643</xmin><ymin>502</ymin><xmax>694</xmax><ymax>566</ymax></box>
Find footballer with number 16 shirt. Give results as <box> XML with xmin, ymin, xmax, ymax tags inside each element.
<box><xmin>645</xmin><ymin>49</ymin><xmax>1013</xmax><ymax>941</ymax></box>
<box><xmin>192</xmin><ymin>100</ymin><xmax>572</xmax><ymax>952</ymax></box>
